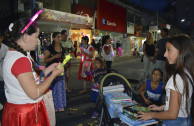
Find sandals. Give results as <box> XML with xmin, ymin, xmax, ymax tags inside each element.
<box><xmin>55</xmin><ymin>108</ymin><xmax>64</xmax><ymax>112</ymax></box>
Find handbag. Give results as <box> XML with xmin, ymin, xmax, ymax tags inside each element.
<box><xmin>81</xmin><ymin>60</ymin><xmax>91</xmax><ymax>78</ymax></box>
<box><xmin>43</xmin><ymin>90</ymin><xmax>56</xmax><ymax>126</ymax></box>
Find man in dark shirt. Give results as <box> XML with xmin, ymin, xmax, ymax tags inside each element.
<box><xmin>155</xmin><ymin>28</ymin><xmax>169</xmax><ymax>73</ymax></box>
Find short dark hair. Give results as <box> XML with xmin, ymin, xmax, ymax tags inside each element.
<box><xmin>82</xmin><ymin>36</ymin><xmax>89</xmax><ymax>45</ymax></box>
<box><xmin>61</xmin><ymin>30</ymin><xmax>67</xmax><ymax>35</ymax></box>
<box><xmin>102</xmin><ymin>35</ymin><xmax>110</xmax><ymax>46</ymax></box>
<box><xmin>52</xmin><ymin>32</ymin><xmax>60</xmax><ymax>38</ymax></box>
<box><xmin>161</xmin><ymin>28</ymin><xmax>169</xmax><ymax>35</ymax></box>
<box><xmin>152</xmin><ymin>68</ymin><xmax>163</xmax><ymax>76</ymax></box>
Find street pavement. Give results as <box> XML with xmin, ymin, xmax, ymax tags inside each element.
<box><xmin>0</xmin><ymin>55</ymin><xmax>144</xmax><ymax>126</ymax></box>
<box><xmin>54</xmin><ymin>55</ymin><xmax>144</xmax><ymax>126</ymax></box>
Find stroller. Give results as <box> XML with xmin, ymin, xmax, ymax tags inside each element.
<box><xmin>94</xmin><ymin>70</ymin><xmax>136</xmax><ymax>126</ymax></box>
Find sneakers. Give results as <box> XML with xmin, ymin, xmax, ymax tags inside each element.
<box><xmin>92</xmin><ymin>111</ymin><xmax>98</xmax><ymax>118</ymax></box>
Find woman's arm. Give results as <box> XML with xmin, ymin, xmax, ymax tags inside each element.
<box><xmin>138</xmin><ymin>89</ymin><xmax>181</xmax><ymax>122</ymax></box>
<box><xmin>153</xmin><ymin>44</ymin><xmax>157</xmax><ymax>60</ymax></box>
<box><xmin>81</xmin><ymin>47</ymin><xmax>94</xmax><ymax>58</ymax></box>
<box><xmin>148</xmin><ymin>104</ymin><xmax>165</xmax><ymax>111</ymax></box>
<box><xmin>44</xmin><ymin>63</ymin><xmax>59</xmax><ymax>76</ymax></box>
<box><xmin>143</xmin><ymin>43</ymin><xmax>151</xmax><ymax>60</ymax></box>
<box><xmin>139</xmin><ymin>82</ymin><xmax>151</xmax><ymax>105</ymax></box>
<box><xmin>104</xmin><ymin>45</ymin><xmax>111</xmax><ymax>55</ymax></box>
<box><xmin>17</xmin><ymin>65</ymin><xmax>64</xmax><ymax>100</ymax></box>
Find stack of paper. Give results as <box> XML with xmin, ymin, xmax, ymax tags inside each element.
<box><xmin>103</xmin><ymin>84</ymin><xmax>124</xmax><ymax>94</ymax></box>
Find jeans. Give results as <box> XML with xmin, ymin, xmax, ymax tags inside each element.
<box><xmin>106</xmin><ymin>61</ymin><xmax>112</xmax><ymax>73</ymax></box>
<box><xmin>0</xmin><ymin>81</ymin><xmax>6</xmax><ymax>105</ymax></box>
<box><xmin>155</xmin><ymin>60</ymin><xmax>165</xmax><ymax>73</ymax></box>
<box><xmin>143</xmin><ymin>56</ymin><xmax>155</xmax><ymax>80</ymax></box>
<box><xmin>162</xmin><ymin>115</ymin><xmax>192</xmax><ymax>126</ymax></box>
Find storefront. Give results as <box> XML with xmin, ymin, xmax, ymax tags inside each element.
<box><xmin>71</xmin><ymin>29</ymin><xmax>93</xmax><ymax>52</ymax></box>
<box><xmin>129</xmin><ymin>36</ymin><xmax>145</xmax><ymax>52</ymax></box>
<box><xmin>97</xmin><ymin>0</ymin><xmax>127</xmax><ymax>56</ymax></box>
<box><xmin>36</xmin><ymin>8</ymin><xmax>94</xmax><ymax>56</ymax></box>
<box><xmin>126</xmin><ymin>24</ymin><xmax>145</xmax><ymax>55</ymax></box>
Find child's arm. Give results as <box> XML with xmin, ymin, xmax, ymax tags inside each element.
<box><xmin>138</xmin><ymin>90</ymin><xmax>181</xmax><ymax>122</ymax></box>
<box><xmin>162</xmin><ymin>82</ymin><xmax>165</xmax><ymax>90</ymax></box>
<box><xmin>84</xmin><ymin>70</ymin><xmax>91</xmax><ymax>77</ymax></box>
<box><xmin>139</xmin><ymin>82</ymin><xmax>147</xmax><ymax>100</ymax></box>
<box><xmin>139</xmin><ymin>81</ymin><xmax>151</xmax><ymax>105</ymax></box>
<box><xmin>84</xmin><ymin>68</ymin><xmax>94</xmax><ymax>77</ymax></box>
<box><xmin>80</xmin><ymin>47</ymin><xmax>94</xmax><ymax>58</ymax></box>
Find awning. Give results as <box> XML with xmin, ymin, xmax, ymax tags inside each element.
<box><xmin>38</xmin><ymin>8</ymin><xmax>94</xmax><ymax>32</ymax></box>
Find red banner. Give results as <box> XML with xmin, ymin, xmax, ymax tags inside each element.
<box><xmin>97</xmin><ymin>0</ymin><xmax>126</xmax><ymax>33</ymax></box>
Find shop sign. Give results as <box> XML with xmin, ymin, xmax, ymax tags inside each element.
<box><xmin>149</xmin><ymin>26</ymin><xmax>158</xmax><ymax>32</ymax></box>
<box><xmin>102</xmin><ymin>18</ymin><xmax>116</xmax><ymax>26</ymax></box>
<box><xmin>97</xmin><ymin>0</ymin><xmax>126</xmax><ymax>33</ymax></box>
<box><xmin>127</xmin><ymin>22</ymin><xmax>134</xmax><ymax>34</ymax></box>
<box><xmin>134</xmin><ymin>24</ymin><xmax>143</xmax><ymax>37</ymax></box>
<box><xmin>40</xmin><ymin>8</ymin><xmax>94</xmax><ymax>26</ymax></box>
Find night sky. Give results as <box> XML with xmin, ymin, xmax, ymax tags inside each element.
<box><xmin>127</xmin><ymin>0</ymin><xmax>169</xmax><ymax>12</ymax></box>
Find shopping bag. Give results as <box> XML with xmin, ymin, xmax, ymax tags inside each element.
<box><xmin>43</xmin><ymin>90</ymin><xmax>56</xmax><ymax>126</ymax></box>
<box><xmin>81</xmin><ymin>60</ymin><xmax>91</xmax><ymax>78</ymax></box>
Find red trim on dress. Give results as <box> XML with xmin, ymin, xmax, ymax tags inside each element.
<box><xmin>11</xmin><ymin>57</ymin><xmax>32</xmax><ymax>78</ymax></box>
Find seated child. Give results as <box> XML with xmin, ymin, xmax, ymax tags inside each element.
<box><xmin>84</xmin><ymin>57</ymin><xmax>107</xmax><ymax>118</ymax></box>
<box><xmin>139</xmin><ymin>68</ymin><xmax>164</xmax><ymax>106</ymax></box>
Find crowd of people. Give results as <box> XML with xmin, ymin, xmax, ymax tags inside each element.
<box><xmin>0</xmin><ymin>14</ymin><xmax>193</xmax><ymax>126</ymax></box>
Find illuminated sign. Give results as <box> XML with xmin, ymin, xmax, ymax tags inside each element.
<box><xmin>102</xmin><ymin>18</ymin><xmax>116</xmax><ymax>27</ymax></box>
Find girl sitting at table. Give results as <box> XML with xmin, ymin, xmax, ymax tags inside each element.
<box><xmin>139</xmin><ymin>68</ymin><xmax>165</xmax><ymax>106</ymax></box>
